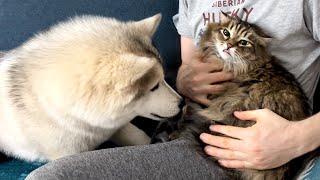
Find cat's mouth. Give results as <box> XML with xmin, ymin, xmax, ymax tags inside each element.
<box><xmin>223</xmin><ymin>49</ymin><xmax>232</xmax><ymax>56</ymax></box>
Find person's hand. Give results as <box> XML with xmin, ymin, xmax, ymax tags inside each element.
<box><xmin>199</xmin><ymin>109</ymin><xmax>305</xmax><ymax>170</ymax></box>
<box><xmin>176</xmin><ymin>59</ymin><xmax>233</xmax><ymax>106</ymax></box>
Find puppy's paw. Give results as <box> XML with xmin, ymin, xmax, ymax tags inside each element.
<box><xmin>135</xmin><ymin>135</ymin><xmax>151</xmax><ymax>145</ymax></box>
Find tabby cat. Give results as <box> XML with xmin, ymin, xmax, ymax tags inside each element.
<box><xmin>152</xmin><ymin>13</ymin><xmax>312</xmax><ymax>180</ymax></box>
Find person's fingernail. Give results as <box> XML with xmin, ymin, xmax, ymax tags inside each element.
<box><xmin>200</xmin><ymin>133</ymin><xmax>207</xmax><ymax>140</ymax></box>
<box><xmin>204</xmin><ymin>146</ymin><xmax>211</xmax><ymax>152</ymax></box>
<box><xmin>210</xmin><ymin>125</ymin><xmax>220</xmax><ymax>132</ymax></box>
<box><xmin>209</xmin><ymin>125</ymin><xmax>215</xmax><ymax>131</ymax></box>
<box><xmin>218</xmin><ymin>160</ymin><xmax>226</xmax><ymax>165</ymax></box>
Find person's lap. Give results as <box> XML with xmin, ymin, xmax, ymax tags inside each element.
<box><xmin>26</xmin><ymin>139</ymin><xmax>320</xmax><ymax>180</ymax></box>
<box><xmin>26</xmin><ymin>139</ymin><xmax>229</xmax><ymax>180</ymax></box>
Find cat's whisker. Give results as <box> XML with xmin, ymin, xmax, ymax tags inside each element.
<box><xmin>231</xmin><ymin>51</ymin><xmax>248</xmax><ymax>75</ymax></box>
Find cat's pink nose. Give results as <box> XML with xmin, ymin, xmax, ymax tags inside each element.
<box><xmin>227</xmin><ymin>43</ymin><xmax>233</xmax><ymax>49</ymax></box>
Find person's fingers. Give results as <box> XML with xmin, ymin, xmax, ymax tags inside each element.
<box><xmin>204</xmin><ymin>146</ymin><xmax>246</xmax><ymax>160</ymax></box>
<box><xmin>191</xmin><ymin>84</ymin><xmax>225</xmax><ymax>94</ymax></box>
<box><xmin>193</xmin><ymin>61</ymin><xmax>223</xmax><ymax>73</ymax></box>
<box><xmin>218</xmin><ymin>160</ymin><xmax>252</xmax><ymax>169</ymax></box>
<box><xmin>193</xmin><ymin>96</ymin><xmax>211</xmax><ymax>106</ymax></box>
<box><xmin>200</xmin><ymin>133</ymin><xmax>242</xmax><ymax>150</ymax></box>
<box><xmin>233</xmin><ymin>110</ymin><xmax>263</xmax><ymax>122</ymax></box>
<box><xmin>209</xmin><ymin>125</ymin><xmax>247</xmax><ymax>139</ymax></box>
<box><xmin>192</xmin><ymin>72</ymin><xmax>233</xmax><ymax>85</ymax></box>
<box><xmin>206</xmin><ymin>72</ymin><xmax>234</xmax><ymax>84</ymax></box>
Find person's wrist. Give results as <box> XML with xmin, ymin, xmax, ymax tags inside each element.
<box><xmin>176</xmin><ymin>64</ymin><xmax>188</xmax><ymax>94</ymax></box>
<box><xmin>301</xmin><ymin>115</ymin><xmax>320</xmax><ymax>152</ymax></box>
<box><xmin>291</xmin><ymin>119</ymin><xmax>318</xmax><ymax>158</ymax></box>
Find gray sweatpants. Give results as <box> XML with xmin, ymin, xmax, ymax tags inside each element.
<box><xmin>26</xmin><ymin>139</ymin><xmax>229</xmax><ymax>180</ymax></box>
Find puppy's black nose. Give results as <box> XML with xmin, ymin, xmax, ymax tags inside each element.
<box><xmin>178</xmin><ymin>99</ymin><xmax>185</xmax><ymax>109</ymax></box>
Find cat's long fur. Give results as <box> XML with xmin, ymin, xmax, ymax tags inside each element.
<box><xmin>153</xmin><ymin>13</ymin><xmax>315</xmax><ymax>180</ymax></box>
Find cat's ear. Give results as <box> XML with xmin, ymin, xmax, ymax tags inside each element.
<box><xmin>261</xmin><ymin>36</ymin><xmax>272</xmax><ymax>45</ymax></box>
<box><xmin>135</xmin><ymin>13</ymin><xmax>162</xmax><ymax>37</ymax></box>
<box><xmin>257</xmin><ymin>36</ymin><xmax>272</xmax><ymax>47</ymax></box>
<box><xmin>220</xmin><ymin>11</ymin><xmax>231</xmax><ymax>24</ymax></box>
<box><xmin>252</xmin><ymin>25</ymin><xmax>272</xmax><ymax>46</ymax></box>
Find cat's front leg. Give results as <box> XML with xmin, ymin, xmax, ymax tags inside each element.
<box><xmin>197</xmin><ymin>97</ymin><xmax>243</xmax><ymax>124</ymax></box>
<box><xmin>197</xmin><ymin>109</ymin><xmax>227</xmax><ymax>123</ymax></box>
<box><xmin>110</xmin><ymin>123</ymin><xmax>151</xmax><ymax>146</ymax></box>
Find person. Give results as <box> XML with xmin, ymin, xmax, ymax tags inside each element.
<box><xmin>26</xmin><ymin>0</ymin><xmax>320</xmax><ymax>179</ymax></box>
<box><xmin>174</xmin><ymin>0</ymin><xmax>320</xmax><ymax>172</ymax></box>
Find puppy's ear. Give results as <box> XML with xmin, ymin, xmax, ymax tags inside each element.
<box><xmin>135</xmin><ymin>13</ymin><xmax>162</xmax><ymax>37</ymax></box>
<box><xmin>116</xmin><ymin>54</ymin><xmax>157</xmax><ymax>90</ymax></box>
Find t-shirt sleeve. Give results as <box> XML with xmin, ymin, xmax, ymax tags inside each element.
<box><xmin>304</xmin><ymin>0</ymin><xmax>320</xmax><ymax>42</ymax></box>
<box><xmin>173</xmin><ymin>0</ymin><xmax>193</xmax><ymax>38</ymax></box>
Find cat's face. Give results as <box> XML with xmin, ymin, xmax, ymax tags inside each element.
<box><xmin>200</xmin><ymin>13</ymin><xmax>271</xmax><ymax>75</ymax></box>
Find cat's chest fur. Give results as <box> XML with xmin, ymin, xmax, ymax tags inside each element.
<box><xmin>202</xmin><ymin>59</ymin><xmax>308</xmax><ymax>124</ymax></box>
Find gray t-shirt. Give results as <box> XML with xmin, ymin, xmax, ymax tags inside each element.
<box><xmin>173</xmin><ymin>0</ymin><xmax>320</xmax><ymax>104</ymax></box>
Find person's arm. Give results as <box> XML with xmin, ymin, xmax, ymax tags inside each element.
<box><xmin>176</xmin><ymin>36</ymin><xmax>233</xmax><ymax>105</ymax></box>
<box><xmin>173</xmin><ymin>0</ymin><xmax>233</xmax><ymax>105</ymax></box>
<box><xmin>180</xmin><ymin>36</ymin><xmax>196</xmax><ymax>64</ymax></box>
<box><xmin>295</xmin><ymin>113</ymin><xmax>320</xmax><ymax>155</ymax></box>
<box><xmin>200</xmin><ymin>109</ymin><xmax>320</xmax><ymax>170</ymax></box>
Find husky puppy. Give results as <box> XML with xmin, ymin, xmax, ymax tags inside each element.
<box><xmin>0</xmin><ymin>14</ymin><xmax>181</xmax><ymax>162</ymax></box>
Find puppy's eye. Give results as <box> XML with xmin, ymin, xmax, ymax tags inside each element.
<box><xmin>222</xmin><ymin>29</ymin><xmax>230</xmax><ymax>38</ymax></box>
<box><xmin>150</xmin><ymin>83</ymin><xmax>160</xmax><ymax>92</ymax></box>
<box><xmin>239</xmin><ymin>40</ymin><xmax>249</xmax><ymax>46</ymax></box>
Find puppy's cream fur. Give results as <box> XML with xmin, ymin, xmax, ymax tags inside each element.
<box><xmin>0</xmin><ymin>14</ymin><xmax>181</xmax><ymax>161</ymax></box>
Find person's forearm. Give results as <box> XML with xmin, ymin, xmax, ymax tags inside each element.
<box><xmin>180</xmin><ymin>36</ymin><xmax>196</xmax><ymax>64</ymax></box>
<box><xmin>176</xmin><ymin>36</ymin><xmax>196</xmax><ymax>93</ymax></box>
<box><xmin>293</xmin><ymin>113</ymin><xmax>320</xmax><ymax>157</ymax></box>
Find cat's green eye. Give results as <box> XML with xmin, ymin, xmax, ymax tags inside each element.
<box><xmin>239</xmin><ymin>40</ymin><xmax>249</xmax><ymax>46</ymax></box>
<box><xmin>222</xmin><ymin>29</ymin><xmax>230</xmax><ymax>38</ymax></box>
